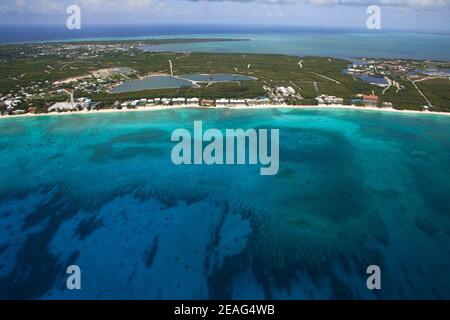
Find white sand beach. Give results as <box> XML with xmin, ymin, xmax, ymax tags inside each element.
<box><xmin>1</xmin><ymin>104</ymin><xmax>450</xmax><ymax>120</ymax></box>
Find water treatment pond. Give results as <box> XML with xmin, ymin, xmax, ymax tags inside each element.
<box><xmin>111</xmin><ymin>74</ymin><xmax>256</xmax><ymax>93</ymax></box>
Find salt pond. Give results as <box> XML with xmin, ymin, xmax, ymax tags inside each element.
<box><xmin>111</xmin><ymin>74</ymin><xmax>256</xmax><ymax>93</ymax></box>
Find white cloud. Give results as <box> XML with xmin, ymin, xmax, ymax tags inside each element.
<box><xmin>79</xmin><ymin>0</ymin><xmax>155</xmax><ymax>11</ymax></box>
<box><xmin>190</xmin><ymin>0</ymin><xmax>450</xmax><ymax>7</ymax></box>
<box><xmin>306</xmin><ymin>0</ymin><xmax>450</xmax><ymax>7</ymax></box>
<box><xmin>0</xmin><ymin>0</ymin><xmax>177</xmax><ymax>15</ymax></box>
<box><xmin>1</xmin><ymin>0</ymin><xmax>65</xmax><ymax>14</ymax></box>
<box><xmin>0</xmin><ymin>0</ymin><xmax>449</xmax><ymax>15</ymax></box>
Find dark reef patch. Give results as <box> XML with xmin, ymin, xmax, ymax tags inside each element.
<box><xmin>145</xmin><ymin>237</ymin><xmax>159</xmax><ymax>268</ymax></box>
<box><xmin>75</xmin><ymin>216</ymin><xmax>104</xmax><ymax>240</ymax></box>
<box><xmin>329</xmin><ymin>274</ymin><xmax>355</xmax><ymax>299</ymax></box>
<box><xmin>88</xmin><ymin>143</ymin><xmax>162</xmax><ymax>162</ymax></box>
<box><xmin>110</xmin><ymin>129</ymin><xmax>168</xmax><ymax>145</ymax></box>
<box><xmin>202</xmin><ymin>124</ymin><xmax>390</xmax><ymax>299</ymax></box>
<box><xmin>407</xmin><ymin>163</ymin><xmax>450</xmax><ymax>235</ymax></box>
<box><xmin>0</xmin><ymin>244</ymin><xmax>9</xmax><ymax>255</ymax></box>
<box><xmin>0</xmin><ymin>183</ymin><xmax>140</xmax><ymax>299</ymax></box>
<box><xmin>135</xmin><ymin>187</ymin><xmax>209</xmax><ymax>209</ymax></box>
<box><xmin>414</xmin><ymin>215</ymin><xmax>438</xmax><ymax>237</ymax></box>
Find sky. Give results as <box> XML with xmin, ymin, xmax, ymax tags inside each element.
<box><xmin>0</xmin><ymin>0</ymin><xmax>449</xmax><ymax>32</ymax></box>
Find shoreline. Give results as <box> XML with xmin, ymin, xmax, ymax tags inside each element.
<box><xmin>2</xmin><ymin>104</ymin><xmax>450</xmax><ymax>120</ymax></box>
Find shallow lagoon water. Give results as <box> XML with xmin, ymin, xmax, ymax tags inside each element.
<box><xmin>140</xmin><ymin>32</ymin><xmax>450</xmax><ymax>61</ymax></box>
<box><xmin>0</xmin><ymin>108</ymin><xmax>449</xmax><ymax>299</ymax></box>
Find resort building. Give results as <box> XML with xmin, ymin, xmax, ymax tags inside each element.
<box><xmin>216</xmin><ymin>98</ymin><xmax>230</xmax><ymax>107</ymax></box>
<box><xmin>172</xmin><ymin>98</ymin><xmax>186</xmax><ymax>105</ymax></box>
<box><xmin>273</xmin><ymin>97</ymin><xmax>286</xmax><ymax>104</ymax></box>
<box><xmin>161</xmin><ymin>98</ymin><xmax>171</xmax><ymax>105</ymax></box>
<box><xmin>286</xmin><ymin>86</ymin><xmax>296</xmax><ymax>95</ymax></box>
<box><xmin>186</xmin><ymin>98</ymin><xmax>200</xmax><ymax>106</ymax></box>
<box><xmin>256</xmin><ymin>97</ymin><xmax>271</xmax><ymax>105</ymax></box>
<box><xmin>362</xmin><ymin>95</ymin><xmax>379</xmax><ymax>106</ymax></box>
<box><xmin>48</xmin><ymin>102</ymin><xmax>79</xmax><ymax>112</ymax></box>
<box><xmin>200</xmin><ymin>99</ymin><xmax>215</xmax><ymax>107</ymax></box>
<box><xmin>4</xmin><ymin>99</ymin><xmax>21</xmax><ymax>109</ymax></box>
<box><xmin>245</xmin><ymin>99</ymin><xmax>258</xmax><ymax>106</ymax></box>
<box><xmin>229</xmin><ymin>99</ymin><xmax>246</xmax><ymax>107</ymax></box>
<box><xmin>382</xmin><ymin>102</ymin><xmax>394</xmax><ymax>109</ymax></box>
<box><xmin>276</xmin><ymin>86</ymin><xmax>289</xmax><ymax>97</ymax></box>
<box><xmin>78</xmin><ymin>97</ymin><xmax>92</xmax><ymax>109</ymax></box>
<box><xmin>316</xmin><ymin>94</ymin><xmax>344</xmax><ymax>105</ymax></box>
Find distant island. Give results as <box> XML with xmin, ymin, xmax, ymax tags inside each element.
<box><xmin>1</xmin><ymin>39</ymin><xmax>449</xmax><ymax>117</ymax></box>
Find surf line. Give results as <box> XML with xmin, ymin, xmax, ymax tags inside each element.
<box><xmin>171</xmin><ymin>121</ymin><xmax>279</xmax><ymax>176</ymax></box>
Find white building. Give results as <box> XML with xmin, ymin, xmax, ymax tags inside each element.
<box><xmin>48</xmin><ymin>102</ymin><xmax>78</xmax><ymax>112</ymax></box>
<box><xmin>273</xmin><ymin>97</ymin><xmax>285</xmax><ymax>104</ymax></box>
<box><xmin>382</xmin><ymin>102</ymin><xmax>393</xmax><ymax>109</ymax></box>
<box><xmin>276</xmin><ymin>86</ymin><xmax>289</xmax><ymax>97</ymax></box>
<box><xmin>4</xmin><ymin>99</ymin><xmax>21</xmax><ymax>109</ymax></box>
<box><xmin>186</xmin><ymin>98</ymin><xmax>200</xmax><ymax>105</ymax></box>
<box><xmin>77</xmin><ymin>97</ymin><xmax>92</xmax><ymax>109</ymax></box>
<box><xmin>256</xmin><ymin>97</ymin><xmax>271</xmax><ymax>105</ymax></box>
<box><xmin>316</xmin><ymin>95</ymin><xmax>344</xmax><ymax>105</ymax></box>
<box><xmin>216</xmin><ymin>98</ymin><xmax>229</xmax><ymax>107</ymax></box>
<box><xmin>172</xmin><ymin>98</ymin><xmax>186</xmax><ymax>105</ymax></box>
<box><xmin>229</xmin><ymin>99</ymin><xmax>246</xmax><ymax>106</ymax></box>
<box><xmin>286</xmin><ymin>86</ymin><xmax>296</xmax><ymax>95</ymax></box>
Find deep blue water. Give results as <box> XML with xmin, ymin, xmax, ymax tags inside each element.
<box><xmin>0</xmin><ymin>108</ymin><xmax>449</xmax><ymax>299</ymax></box>
<box><xmin>0</xmin><ymin>24</ymin><xmax>361</xmax><ymax>43</ymax></box>
<box><xmin>1</xmin><ymin>24</ymin><xmax>450</xmax><ymax>60</ymax></box>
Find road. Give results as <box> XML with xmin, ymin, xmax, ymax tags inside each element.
<box><xmin>411</xmin><ymin>79</ymin><xmax>432</xmax><ymax>107</ymax></box>
<box><xmin>310</xmin><ymin>72</ymin><xmax>341</xmax><ymax>84</ymax></box>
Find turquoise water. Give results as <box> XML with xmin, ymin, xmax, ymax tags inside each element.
<box><xmin>0</xmin><ymin>108</ymin><xmax>449</xmax><ymax>299</ymax></box>
<box><xmin>140</xmin><ymin>32</ymin><xmax>450</xmax><ymax>61</ymax></box>
<box><xmin>2</xmin><ymin>25</ymin><xmax>449</xmax><ymax>61</ymax></box>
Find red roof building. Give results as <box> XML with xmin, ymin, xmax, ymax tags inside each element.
<box><xmin>362</xmin><ymin>95</ymin><xmax>379</xmax><ymax>103</ymax></box>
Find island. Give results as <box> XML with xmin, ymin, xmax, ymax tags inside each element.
<box><xmin>1</xmin><ymin>39</ymin><xmax>449</xmax><ymax>116</ymax></box>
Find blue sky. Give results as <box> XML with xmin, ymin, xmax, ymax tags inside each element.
<box><xmin>0</xmin><ymin>0</ymin><xmax>449</xmax><ymax>32</ymax></box>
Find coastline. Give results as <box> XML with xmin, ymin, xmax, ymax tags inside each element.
<box><xmin>2</xmin><ymin>104</ymin><xmax>450</xmax><ymax>121</ymax></box>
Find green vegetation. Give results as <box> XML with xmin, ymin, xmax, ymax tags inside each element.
<box><xmin>416</xmin><ymin>79</ymin><xmax>450</xmax><ymax>112</ymax></box>
<box><xmin>1</xmin><ymin>41</ymin><xmax>449</xmax><ymax>112</ymax></box>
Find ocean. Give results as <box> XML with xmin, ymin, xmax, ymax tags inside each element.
<box><xmin>0</xmin><ymin>108</ymin><xmax>449</xmax><ymax>299</ymax></box>
<box><xmin>1</xmin><ymin>24</ymin><xmax>450</xmax><ymax>61</ymax></box>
